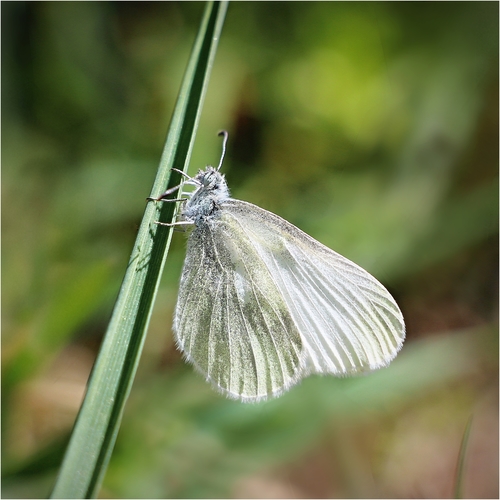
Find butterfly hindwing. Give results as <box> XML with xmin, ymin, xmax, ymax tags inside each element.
<box><xmin>174</xmin><ymin>220</ymin><xmax>304</xmax><ymax>402</ymax></box>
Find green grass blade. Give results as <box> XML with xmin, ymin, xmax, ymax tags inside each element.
<box><xmin>453</xmin><ymin>415</ymin><xmax>473</xmax><ymax>499</ymax></box>
<box><xmin>50</xmin><ymin>2</ymin><xmax>228</xmax><ymax>498</ymax></box>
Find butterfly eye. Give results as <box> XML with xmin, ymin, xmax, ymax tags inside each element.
<box><xmin>203</xmin><ymin>171</ymin><xmax>218</xmax><ymax>189</ymax></box>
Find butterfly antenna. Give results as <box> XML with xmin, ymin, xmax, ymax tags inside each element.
<box><xmin>217</xmin><ymin>130</ymin><xmax>229</xmax><ymax>171</ymax></box>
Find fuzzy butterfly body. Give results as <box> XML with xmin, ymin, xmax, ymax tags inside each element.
<box><xmin>154</xmin><ymin>133</ymin><xmax>405</xmax><ymax>402</ymax></box>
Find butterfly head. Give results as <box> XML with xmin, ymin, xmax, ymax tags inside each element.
<box><xmin>181</xmin><ymin>131</ymin><xmax>231</xmax><ymax>225</ymax></box>
<box><xmin>183</xmin><ymin>167</ymin><xmax>230</xmax><ymax>224</ymax></box>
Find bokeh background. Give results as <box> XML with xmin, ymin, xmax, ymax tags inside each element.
<box><xmin>2</xmin><ymin>2</ymin><xmax>498</xmax><ymax>498</ymax></box>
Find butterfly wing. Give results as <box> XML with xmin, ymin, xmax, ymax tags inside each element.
<box><xmin>174</xmin><ymin>219</ymin><xmax>304</xmax><ymax>402</ymax></box>
<box><xmin>220</xmin><ymin>199</ymin><xmax>405</xmax><ymax>376</ymax></box>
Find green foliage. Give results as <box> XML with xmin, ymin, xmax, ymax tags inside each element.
<box><xmin>2</xmin><ymin>2</ymin><xmax>498</xmax><ymax>498</ymax></box>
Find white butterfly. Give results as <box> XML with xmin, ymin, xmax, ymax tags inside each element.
<box><xmin>151</xmin><ymin>132</ymin><xmax>405</xmax><ymax>403</ymax></box>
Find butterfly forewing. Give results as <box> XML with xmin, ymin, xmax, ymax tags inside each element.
<box><xmin>174</xmin><ymin>221</ymin><xmax>304</xmax><ymax>402</ymax></box>
<box><xmin>221</xmin><ymin>199</ymin><xmax>405</xmax><ymax>376</ymax></box>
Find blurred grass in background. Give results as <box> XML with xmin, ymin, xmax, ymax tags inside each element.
<box><xmin>2</xmin><ymin>2</ymin><xmax>498</xmax><ymax>498</ymax></box>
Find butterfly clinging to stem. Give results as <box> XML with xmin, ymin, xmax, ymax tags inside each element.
<box><xmin>149</xmin><ymin>131</ymin><xmax>405</xmax><ymax>403</ymax></box>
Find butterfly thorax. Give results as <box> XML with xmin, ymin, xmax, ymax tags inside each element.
<box><xmin>183</xmin><ymin>167</ymin><xmax>230</xmax><ymax>226</ymax></box>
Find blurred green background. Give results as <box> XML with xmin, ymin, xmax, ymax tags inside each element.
<box><xmin>2</xmin><ymin>2</ymin><xmax>498</xmax><ymax>498</ymax></box>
